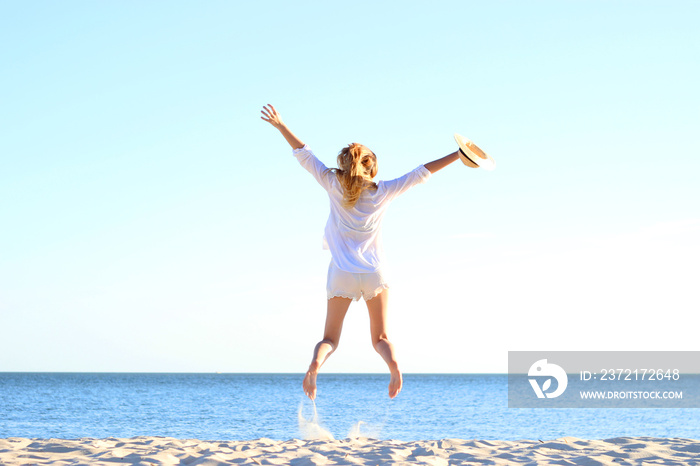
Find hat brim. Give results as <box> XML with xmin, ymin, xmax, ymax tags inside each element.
<box><xmin>454</xmin><ymin>133</ymin><xmax>496</xmax><ymax>171</ymax></box>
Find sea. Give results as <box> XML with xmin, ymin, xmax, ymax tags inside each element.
<box><xmin>1</xmin><ymin>373</ymin><xmax>698</xmax><ymax>441</ymax></box>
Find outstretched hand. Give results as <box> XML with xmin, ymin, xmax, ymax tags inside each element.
<box><xmin>260</xmin><ymin>104</ymin><xmax>305</xmax><ymax>149</ymax></box>
<box><xmin>260</xmin><ymin>104</ymin><xmax>285</xmax><ymax>129</ymax></box>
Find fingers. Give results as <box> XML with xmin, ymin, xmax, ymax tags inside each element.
<box><xmin>260</xmin><ymin>106</ymin><xmax>274</xmax><ymax>123</ymax></box>
<box><xmin>260</xmin><ymin>104</ymin><xmax>278</xmax><ymax>123</ymax></box>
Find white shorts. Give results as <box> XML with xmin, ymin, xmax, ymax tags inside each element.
<box><xmin>326</xmin><ymin>261</ymin><xmax>389</xmax><ymax>301</ymax></box>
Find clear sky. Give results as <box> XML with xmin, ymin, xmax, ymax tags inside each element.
<box><xmin>1</xmin><ymin>1</ymin><xmax>698</xmax><ymax>373</ymax></box>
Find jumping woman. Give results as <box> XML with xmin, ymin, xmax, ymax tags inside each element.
<box><xmin>261</xmin><ymin>104</ymin><xmax>463</xmax><ymax>400</ymax></box>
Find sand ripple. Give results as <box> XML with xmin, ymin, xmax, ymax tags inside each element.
<box><xmin>0</xmin><ymin>436</ymin><xmax>698</xmax><ymax>465</ymax></box>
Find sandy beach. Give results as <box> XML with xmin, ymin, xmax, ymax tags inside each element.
<box><xmin>1</xmin><ymin>436</ymin><xmax>699</xmax><ymax>465</ymax></box>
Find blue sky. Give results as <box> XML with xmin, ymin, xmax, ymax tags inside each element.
<box><xmin>1</xmin><ymin>1</ymin><xmax>698</xmax><ymax>373</ymax></box>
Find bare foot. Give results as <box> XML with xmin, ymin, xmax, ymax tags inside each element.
<box><xmin>303</xmin><ymin>367</ymin><xmax>318</xmax><ymax>400</ymax></box>
<box><xmin>389</xmin><ymin>368</ymin><xmax>403</xmax><ymax>399</ymax></box>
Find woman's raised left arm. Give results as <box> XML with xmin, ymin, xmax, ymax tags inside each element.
<box><xmin>260</xmin><ymin>104</ymin><xmax>305</xmax><ymax>150</ymax></box>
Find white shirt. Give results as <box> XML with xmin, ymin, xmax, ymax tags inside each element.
<box><xmin>294</xmin><ymin>145</ymin><xmax>431</xmax><ymax>273</ymax></box>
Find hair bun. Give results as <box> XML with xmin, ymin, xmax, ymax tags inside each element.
<box><xmin>334</xmin><ymin>143</ymin><xmax>378</xmax><ymax>208</ymax></box>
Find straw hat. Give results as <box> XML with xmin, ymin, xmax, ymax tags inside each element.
<box><xmin>454</xmin><ymin>133</ymin><xmax>496</xmax><ymax>171</ymax></box>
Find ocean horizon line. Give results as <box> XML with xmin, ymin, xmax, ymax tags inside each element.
<box><xmin>0</xmin><ymin>371</ymin><xmax>507</xmax><ymax>375</ymax></box>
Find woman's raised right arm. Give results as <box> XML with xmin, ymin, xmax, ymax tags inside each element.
<box><xmin>423</xmin><ymin>151</ymin><xmax>461</xmax><ymax>174</ymax></box>
<box><xmin>260</xmin><ymin>104</ymin><xmax>305</xmax><ymax>150</ymax></box>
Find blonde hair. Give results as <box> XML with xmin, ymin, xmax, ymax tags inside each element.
<box><xmin>331</xmin><ymin>143</ymin><xmax>378</xmax><ymax>208</ymax></box>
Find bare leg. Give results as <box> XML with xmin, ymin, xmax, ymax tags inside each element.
<box><xmin>303</xmin><ymin>296</ymin><xmax>352</xmax><ymax>400</ymax></box>
<box><xmin>366</xmin><ymin>290</ymin><xmax>402</xmax><ymax>398</ymax></box>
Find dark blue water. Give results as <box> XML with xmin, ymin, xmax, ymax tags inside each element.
<box><xmin>1</xmin><ymin>373</ymin><xmax>698</xmax><ymax>441</ymax></box>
